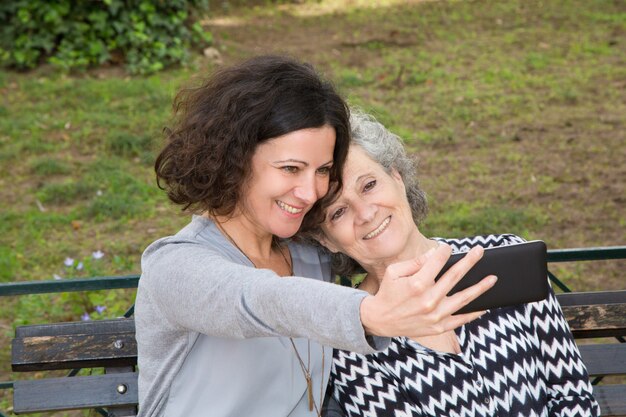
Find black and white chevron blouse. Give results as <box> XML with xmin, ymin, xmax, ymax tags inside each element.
<box><xmin>330</xmin><ymin>234</ymin><xmax>600</xmax><ymax>417</ymax></box>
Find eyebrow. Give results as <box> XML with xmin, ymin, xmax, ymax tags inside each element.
<box><xmin>273</xmin><ymin>159</ymin><xmax>334</xmax><ymax>166</ymax></box>
<box><xmin>355</xmin><ymin>173</ymin><xmax>371</xmax><ymax>184</ymax></box>
<box><xmin>327</xmin><ymin>172</ymin><xmax>372</xmax><ymax>212</ymax></box>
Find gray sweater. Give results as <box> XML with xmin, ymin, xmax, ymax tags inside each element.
<box><xmin>135</xmin><ymin>216</ymin><xmax>385</xmax><ymax>417</ymax></box>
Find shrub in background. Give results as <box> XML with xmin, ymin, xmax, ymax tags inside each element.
<box><xmin>0</xmin><ymin>0</ymin><xmax>211</xmax><ymax>74</ymax></box>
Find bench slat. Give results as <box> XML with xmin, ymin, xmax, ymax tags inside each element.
<box><xmin>13</xmin><ymin>372</ymin><xmax>138</xmax><ymax>414</ymax></box>
<box><xmin>579</xmin><ymin>344</ymin><xmax>626</xmax><ymax>376</ymax></box>
<box><xmin>12</xmin><ymin>332</ymin><xmax>137</xmax><ymax>371</ymax></box>
<box><xmin>15</xmin><ymin>318</ymin><xmax>135</xmax><ymax>338</ymax></box>
<box><xmin>561</xmin><ymin>304</ymin><xmax>626</xmax><ymax>339</ymax></box>
<box><xmin>594</xmin><ymin>385</ymin><xmax>626</xmax><ymax>417</ymax></box>
<box><xmin>556</xmin><ymin>290</ymin><xmax>626</xmax><ymax>307</ymax></box>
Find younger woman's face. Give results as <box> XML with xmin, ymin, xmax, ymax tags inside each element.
<box><xmin>239</xmin><ymin>125</ymin><xmax>336</xmax><ymax>239</ymax></box>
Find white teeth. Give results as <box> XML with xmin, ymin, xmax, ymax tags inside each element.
<box><xmin>364</xmin><ymin>216</ymin><xmax>391</xmax><ymax>240</ymax></box>
<box><xmin>277</xmin><ymin>200</ymin><xmax>303</xmax><ymax>214</ymax></box>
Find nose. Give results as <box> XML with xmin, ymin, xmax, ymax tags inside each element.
<box><xmin>293</xmin><ymin>173</ymin><xmax>326</xmax><ymax>204</ymax></box>
<box><xmin>354</xmin><ymin>200</ymin><xmax>377</xmax><ymax>225</ymax></box>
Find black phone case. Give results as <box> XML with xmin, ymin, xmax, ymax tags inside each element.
<box><xmin>435</xmin><ymin>240</ymin><xmax>550</xmax><ymax>314</ymax></box>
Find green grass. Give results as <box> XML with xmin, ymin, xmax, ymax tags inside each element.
<box><xmin>0</xmin><ymin>68</ymin><xmax>192</xmax><ymax>353</ymax></box>
<box><xmin>1</xmin><ymin>0</ymin><xmax>625</xmax><ymax>408</ymax></box>
<box><xmin>423</xmin><ymin>201</ymin><xmax>548</xmax><ymax>240</ymax></box>
<box><xmin>0</xmin><ymin>0</ymin><xmax>622</xmax><ymax>308</ymax></box>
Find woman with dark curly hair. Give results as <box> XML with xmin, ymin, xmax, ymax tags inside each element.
<box><xmin>134</xmin><ymin>56</ymin><xmax>497</xmax><ymax>417</ymax></box>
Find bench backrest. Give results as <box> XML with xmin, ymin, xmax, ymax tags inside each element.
<box><xmin>11</xmin><ymin>318</ymin><xmax>138</xmax><ymax>416</ymax></box>
<box><xmin>12</xmin><ymin>319</ymin><xmax>136</xmax><ymax>371</ymax></box>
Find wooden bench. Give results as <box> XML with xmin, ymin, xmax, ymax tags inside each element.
<box><xmin>11</xmin><ymin>318</ymin><xmax>138</xmax><ymax>416</ymax></box>
<box><xmin>558</xmin><ymin>290</ymin><xmax>626</xmax><ymax>417</ymax></box>
<box><xmin>10</xmin><ymin>291</ymin><xmax>626</xmax><ymax>416</ymax></box>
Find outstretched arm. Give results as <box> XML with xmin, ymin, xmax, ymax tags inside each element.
<box><xmin>141</xmin><ymin>239</ymin><xmax>495</xmax><ymax>354</ymax></box>
<box><xmin>141</xmin><ymin>238</ymin><xmax>373</xmax><ymax>352</ymax></box>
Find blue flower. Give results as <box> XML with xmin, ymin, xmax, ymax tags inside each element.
<box><xmin>95</xmin><ymin>305</ymin><xmax>106</xmax><ymax>314</ymax></box>
<box><xmin>92</xmin><ymin>250</ymin><xmax>105</xmax><ymax>260</ymax></box>
<box><xmin>53</xmin><ymin>274</ymin><xmax>63</xmax><ymax>280</ymax></box>
<box><xmin>76</xmin><ymin>261</ymin><xmax>84</xmax><ymax>271</ymax></box>
<box><xmin>81</xmin><ymin>312</ymin><xmax>91</xmax><ymax>321</ymax></box>
<box><xmin>64</xmin><ymin>257</ymin><xmax>75</xmax><ymax>267</ymax></box>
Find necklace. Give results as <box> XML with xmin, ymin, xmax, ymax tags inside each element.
<box><xmin>215</xmin><ymin>220</ymin><xmax>325</xmax><ymax>416</ymax></box>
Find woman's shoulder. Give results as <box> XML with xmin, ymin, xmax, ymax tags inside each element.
<box><xmin>142</xmin><ymin>216</ymin><xmax>228</xmax><ymax>262</ymax></box>
<box><xmin>287</xmin><ymin>240</ymin><xmax>333</xmax><ymax>281</ymax></box>
<box><xmin>287</xmin><ymin>238</ymin><xmax>331</xmax><ymax>263</ymax></box>
<box><xmin>432</xmin><ymin>233</ymin><xmax>526</xmax><ymax>253</ymax></box>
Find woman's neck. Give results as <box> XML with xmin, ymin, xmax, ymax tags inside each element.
<box><xmin>209</xmin><ymin>212</ymin><xmax>293</xmax><ymax>276</ymax></box>
<box><xmin>208</xmin><ymin>212</ymin><xmax>275</xmax><ymax>261</ymax></box>
<box><xmin>359</xmin><ymin>228</ymin><xmax>438</xmax><ymax>295</ymax></box>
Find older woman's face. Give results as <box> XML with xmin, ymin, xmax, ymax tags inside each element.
<box><xmin>320</xmin><ymin>145</ymin><xmax>417</xmax><ymax>267</ymax></box>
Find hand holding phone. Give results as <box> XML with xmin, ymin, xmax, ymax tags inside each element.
<box><xmin>435</xmin><ymin>240</ymin><xmax>550</xmax><ymax>314</ymax></box>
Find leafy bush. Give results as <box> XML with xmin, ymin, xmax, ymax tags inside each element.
<box><xmin>0</xmin><ymin>0</ymin><xmax>211</xmax><ymax>74</ymax></box>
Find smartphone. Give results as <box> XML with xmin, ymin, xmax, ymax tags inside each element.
<box><xmin>435</xmin><ymin>240</ymin><xmax>550</xmax><ymax>314</ymax></box>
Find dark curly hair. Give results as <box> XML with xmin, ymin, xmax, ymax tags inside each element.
<box><xmin>155</xmin><ymin>55</ymin><xmax>350</xmax><ymax>231</ymax></box>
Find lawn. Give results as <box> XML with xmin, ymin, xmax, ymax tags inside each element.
<box><xmin>0</xmin><ymin>0</ymin><xmax>624</xmax><ymax>412</ymax></box>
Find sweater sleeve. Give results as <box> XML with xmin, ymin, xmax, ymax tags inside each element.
<box><xmin>140</xmin><ymin>237</ymin><xmax>386</xmax><ymax>354</ymax></box>
<box><xmin>531</xmin><ymin>287</ymin><xmax>601</xmax><ymax>417</ymax></box>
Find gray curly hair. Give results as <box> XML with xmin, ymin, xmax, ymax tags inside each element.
<box><xmin>303</xmin><ymin>109</ymin><xmax>428</xmax><ymax>276</ymax></box>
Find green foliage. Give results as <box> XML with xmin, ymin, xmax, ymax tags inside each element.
<box><xmin>106</xmin><ymin>132</ymin><xmax>154</xmax><ymax>158</ymax></box>
<box><xmin>336</xmin><ymin>67</ymin><xmax>372</xmax><ymax>88</ymax></box>
<box><xmin>13</xmin><ymin>251</ymin><xmax>137</xmax><ymax>326</ymax></box>
<box><xmin>0</xmin><ymin>0</ymin><xmax>211</xmax><ymax>74</ymax></box>
<box><xmin>0</xmin><ymin>245</ymin><xmax>17</xmax><ymax>281</ymax></box>
<box><xmin>423</xmin><ymin>201</ymin><xmax>547</xmax><ymax>239</ymax></box>
<box><xmin>82</xmin><ymin>159</ymin><xmax>159</xmax><ymax>220</ymax></box>
<box><xmin>36</xmin><ymin>180</ymin><xmax>93</xmax><ymax>205</ymax></box>
<box><xmin>32</xmin><ymin>159</ymin><xmax>159</xmax><ymax>219</ymax></box>
<box><xmin>30</xmin><ymin>158</ymin><xmax>72</xmax><ymax>176</ymax></box>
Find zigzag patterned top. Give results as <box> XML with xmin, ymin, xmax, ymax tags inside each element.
<box><xmin>330</xmin><ymin>234</ymin><xmax>600</xmax><ymax>417</ymax></box>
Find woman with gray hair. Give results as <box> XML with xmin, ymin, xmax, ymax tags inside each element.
<box><xmin>321</xmin><ymin>110</ymin><xmax>428</xmax><ymax>278</ymax></box>
<box><xmin>308</xmin><ymin>111</ymin><xmax>599</xmax><ymax>417</ymax></box>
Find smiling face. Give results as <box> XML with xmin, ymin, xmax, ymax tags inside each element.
<box><xmin>237</xmin><ymin>125</ymin><xmax>336</xmax><ymax>239</ymax></box>
<box><xmin>320</xmin><ymin>145</ymin><xmax>420</xmax><ymax>271</ymax></box>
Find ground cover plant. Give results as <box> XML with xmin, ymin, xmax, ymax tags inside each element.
<box><xmin>0</xmin><ymin>0</ymin><xmax>212</xmax><ymax>74</ymax></box>
<box><xmin>0</xmin><ymin>0</ymin><xmax>624</xmax><ymax>412</ymax></box>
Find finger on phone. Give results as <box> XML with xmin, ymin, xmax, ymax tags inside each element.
<box><xmin>440</xmin><ymin>275</ymin><xmax>497</xmax><ymax>316</ymax></box>
<box><xmin>431</xmin><ymin>246</ymin><xmax>485</xmax><ymax>299</ymax></box>
<box><xmin>384</xmin><ymin>245</ymin><xmax>447</xmax><ymax>289</ymax></box>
